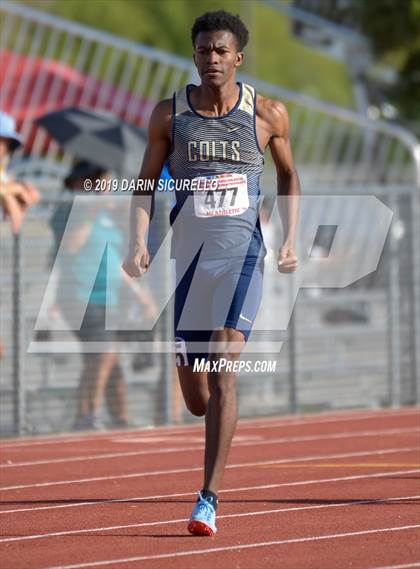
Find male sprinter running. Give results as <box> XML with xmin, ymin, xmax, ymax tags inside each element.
<box><xmin>123</xmin><ymin>10</ymin><xmax>300</xmax><ymax>536</ymax></box>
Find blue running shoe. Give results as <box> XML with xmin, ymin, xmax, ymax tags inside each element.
<box><xmin>188</xmin><ymin>492</ymin><xmax>217</xmax><ymax>536</ymax></box>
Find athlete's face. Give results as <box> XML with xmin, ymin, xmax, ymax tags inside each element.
<box><xmin>193</xmin><ymin>31</ymin><xmax>243</xmax><ymax>86</ymax></box>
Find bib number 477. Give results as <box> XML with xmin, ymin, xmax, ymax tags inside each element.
<box><xmin>204</xmin><ymin>187</ymin><xmax>238</xmax><ymax>209</ymax></box>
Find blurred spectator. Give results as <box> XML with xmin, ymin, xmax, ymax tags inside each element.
<box><xmin>50</xmin><ymin>161</ymin><xmax>155</xmax><ymax>430</ymax></box>
<box><xmin>0</xmin><ymin>111</ymin><xmax>39</xmax><ymax>234</ymax></box>
<box><xmin>0</xmin><ymin>111</ymin><xmax>40</xmax><ymax>360</ymax></box>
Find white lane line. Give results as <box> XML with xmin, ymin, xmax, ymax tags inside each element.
<box><xmin>0</xmin><ymin>447</ymin><xmax>418</xmax><ymax>491</ymax></box>
<box><xmin>1</xmin><ymin>492</ymin><xmax>418</xmax><ymax>544</ymax></box>
<box><xmin>0</xmin><ymin>448</ymin><xmax>418</xmax><ymax>515</ymax></box>
<box><xmin>368</xmin><ymin>563</ymin><xmax>420</xmax><ymax>569</ymax></box>
<box><xmin>1</xmin><ymin>427</ymin><xmax>418</xmax><ymax>469</ymax></box>
<box><xmin>109</xmin><ymin>434</ymin><xmax>261</xmax><ymax>444</ymax></box>
<box><xmin>1</xmin><ymin>407</ymin><xmax>418</xmax><ymax>450</ymax></box>
<box><xmin>1</xmin><ymin>462</ymin><xmax>419</xmax><ymax>516</ymax></box>
<box><xmin>34</xmin><ymin>525</ymin><xmax>420</xmax><ymax>568</ymax></box>
<box><xmin>1</xmin><ymin>446</ymin><xmax>418</xmax><ymax>492</ymax></box>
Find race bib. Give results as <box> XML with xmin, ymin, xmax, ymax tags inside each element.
<box><xmin>193</xmin><ymin>173</ymin><xmax>249</xmax><ymax>218</ymax></box>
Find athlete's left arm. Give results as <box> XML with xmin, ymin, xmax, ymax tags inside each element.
<box><xmin>259</xmin><ymin>98</ymin><xmax>300</xmax><ymax>273</ymax></box>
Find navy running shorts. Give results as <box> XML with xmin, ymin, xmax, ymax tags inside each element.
<box><xmin>174</xmin><ymin>253</ymin><xmax>264</xmax><ymax>366</ymax></box>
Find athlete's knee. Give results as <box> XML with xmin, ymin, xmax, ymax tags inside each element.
<box><xmin>210</xmin><ymin>327</ymin><xmax>245</xmax><ymax>361</ymax></box>
<box><xmin>183</xmin><ymin>386</ymin><xmax>208</xmax><ymax>416</ymax></box>
<box><xmin>177</xmin><ymin>366</ymin><xmax>209</xmax><ymax>416</ymax></box>
<box><xmin>207</xmin><ymin>372</ymin><xmax>237</xmax><ymax>403</ymax></box>
<box><xmin>186</xmin><ymin>399</ymin><xmax>207</xmax><ymax>417</ymax></box>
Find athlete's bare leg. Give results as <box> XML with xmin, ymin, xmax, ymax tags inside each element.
<box><xmin>204</xmin><ymin>327</ymin><xmax>244</xmax><ymax>494</ymax></box>
<box><xmin>177</xmin><ymin>366</ymin><xmax>209</xmax><ymax>417</ymax></box>
<box><xmin>177</xmin><ymin>327</ymin><xmax>243</xmax><ymax>492</ymax></box>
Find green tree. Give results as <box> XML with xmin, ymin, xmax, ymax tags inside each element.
<box><xmin>353</xmin><ymin>0</ymin><xmax>420</xmax><ymax>131</ymax></box>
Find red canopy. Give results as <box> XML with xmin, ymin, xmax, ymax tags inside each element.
<box><xmin>0</xmin><ymin>49</ymin><xmax>149</xmax><ymax>153</ymax></box>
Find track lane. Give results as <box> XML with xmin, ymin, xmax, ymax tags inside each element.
<box><xmin>1</xmin><ymin>407</ymin><xmax>418</xmax><ymax>455</ymax></box>
<box><xmin>1</xmin><ymin>455</ymin><xmax>418</xmax><ymax>539</ymax></box>
<box><xmin>0</xmin><ymin>441</ymin><xmax>417</xmax><ymax>505</ymax></box>
<box><xmin>1</xmin><ymin>497</ymin><xmax>418</xmax><ymax>568</ymax></box>
<box><xmin>1</xmin><ymin>425</ymin><xmax>418</xmax><ymax>488</ymax></box>
<box><xmin>1</xmin><ymin>409</ymin><xmax>419</xmax><ymax>569</ymax></box>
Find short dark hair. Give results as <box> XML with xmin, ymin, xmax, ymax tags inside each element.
<box><xmin>64</xmin><ymin>160</ymin><xmax>107</xmax><ymax>189</ymax></box>
<box><xmin>191</xmin><ymin>10</ymin><xmax>249</xmax><ymax>51</ymax></box>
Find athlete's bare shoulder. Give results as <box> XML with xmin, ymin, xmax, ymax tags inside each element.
<box><xmin>148</xmin><ymin>98</ymin><xmax>173</xmax><ymax>140</ymax></box>
<box><xmin>152</xmin><ymin>98</ymin><xmax>173</xmax><ymax>117</ymax></box>
<box><xmin>255</xmin><ymin>94</ymin><xmax>289</xmax><ymax>140</ymax></box>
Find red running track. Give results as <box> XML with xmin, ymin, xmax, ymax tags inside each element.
<box><xmin>0</xmin><ymin>407</ymin><xmax>419</xmax><ymax>569</ymax></box>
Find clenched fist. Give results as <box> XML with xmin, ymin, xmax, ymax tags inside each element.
<box><xmin>277</xmin><ymin>242</ymin><xmax>298</xmax><ymax>273</ymax></box>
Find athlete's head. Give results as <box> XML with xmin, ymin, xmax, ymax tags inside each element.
<box><xmin>191</xmin><ymin>10</ymin><xmax>249</xmax><ymax>86</ymax></box>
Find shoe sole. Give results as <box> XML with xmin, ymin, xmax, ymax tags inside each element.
<box><xmin>188</xmin><ymin>520</ymin><xmax>215</xmax><ymax>536</ymax></box>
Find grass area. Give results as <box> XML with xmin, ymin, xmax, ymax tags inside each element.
<box><xmin>252</xmin><ymin>2</ymin><xmax>353</xmax><ymax>106</ymax></box>
<box><xmin>21</xmin><ymin>0</ymin><xmax>354</xmax><ymax>108</ymax></box>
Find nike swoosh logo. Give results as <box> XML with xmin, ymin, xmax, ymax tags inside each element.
<box><xmin>239</xmin><ymin>313</ymin><xmax>252</xmax><ymax>324</ymax></box>
<box><xmin>227</xmin><ymin>126</ymin><xmax>241</xmax><ymax>133</ymax></box>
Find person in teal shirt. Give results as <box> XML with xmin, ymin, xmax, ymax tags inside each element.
<box><xmin>51</xmin><ymin>161</ymin><xmax>129</xmax><ymax>430</ymax></box>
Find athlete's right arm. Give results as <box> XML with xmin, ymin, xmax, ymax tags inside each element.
<box><xmin>123</xmin><ymin>99</ymin><xmax>172</xmax><ymax>278</ymax></box>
